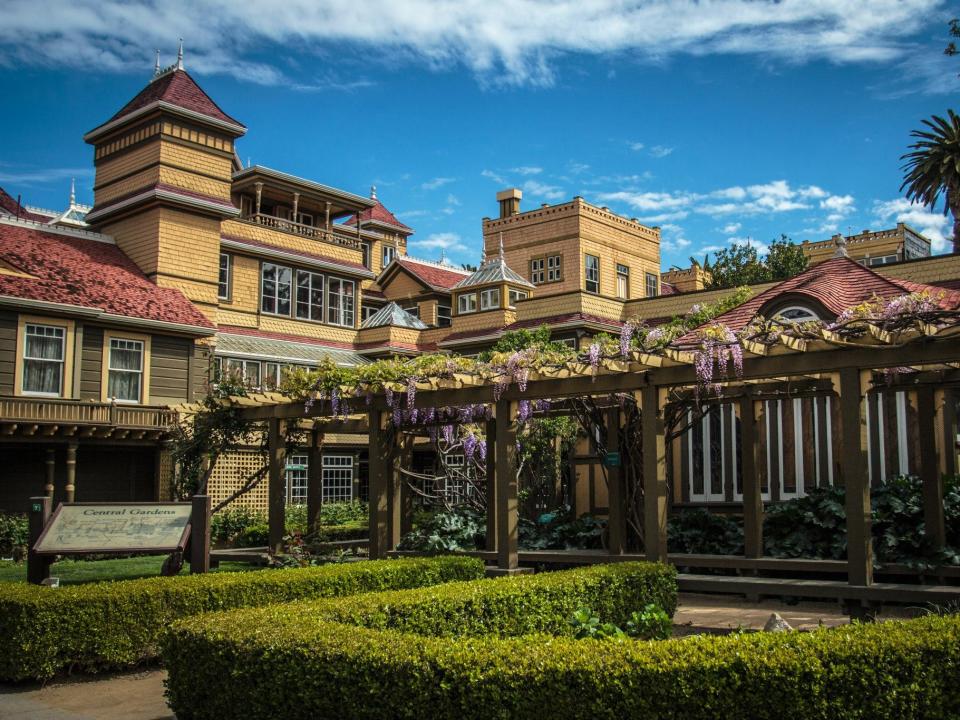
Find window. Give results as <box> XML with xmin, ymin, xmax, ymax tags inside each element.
<box><xmin>645</xmin><ymin>272</ymin><xmax>658</xmax><ymax>298</ymax></box>
<box><xmin>547</xmin><ymin>255</ymin><xmax>561</xmax><ymax>282</ymax></box>
<box><xmin>264</xmin><ymin>362</ymin><xmax>282</xmax><ymax>390</ymax></box>
<box><xmin>458</xmin><ymin>292</ymin><xmax>477</xmax><ymax>314</ymax></box>
<box><xmin>361</xmin><ymin>243</ymin><xmax>371</xmax><ymax>269</ymax></box>
<box><xmin>295</xmin><ymin>212</ymin><xmax>313</xmax><ymax>227</ymax></box>
<box><xmin>383</xmin><ymin>244</ymin><xmax>396</xmax><ymax>268</ymax></box>
<box><xmin>868</xmin><ymin>254</ymin><xmax>899</xmax><ymax>267</ymax></box>
<box><xmin>327</xmin><ymin>277</ymin><xmax>355</xmax><ymax>327</ymax></box>
<box><xmin>361</xmin><ymin>305</ymin><xmax>379</xmax><ymax>322</ymax></box>
<box><xmin>530</xmin><ymin>258</ymin><xmax>544</xmax><ymax>284</ymax></box>
<box><xmin>22</xmin><ymin>324</ymin><xmax>65</xmax><ymax>396</ymax></box>
<box><xmin>285</xmin><ymin>454</ymin><xmax>309</xmax><ymax>504</ymax></box>
<box><xmin>322</xmin><ymin>455</ymin><xmax>354</xmax><ymax>502</ymax></box>
<box><xmin>437</xmin><ymin>304</ymin><xmax>452</xmax><ymax>327</ymax></box>
<box><xmin>224</xmin><ymin>358</ymin><xmax>261</xmax><ymax>388</ymax></box>
<box><xmin>508</xmin><ymin>289</ymin><xmax>528</xmax><ymax>307</ymax></box>
<box><xmin>480</xmin><ymin>288</ymin><xmax>500</xmax><ymax>311</ymax></box>
<box><xmin>296</xmin><ymin>270</ymin><xmax>324</xmax><ymax>322</ymax></box>
<box><xmin>218</xmin><ymin>253</ymin><xmax>231</xmax><ymax>300</ymax></box>
<box><xmin>774</xmin><ymin>306</ymin><xmax>821</xmax><ymax>323</ymax></box>
<box><xmin>585</xmin><ymin>255</ymin><xmax>600</xmax><ymax>293</ymax></box>
<box><xmin>616</xmin><ymin>264</ymin><xmax>630</xmax><ymax>299</ymax></box>
<box><xmin>261</xmin><ymin>263</ymin><xmax>292</xmax><ymax>315</ymax></box>
<box><xmin>107</xmin><ymin>338</ymin><xmax>144</xmax><ymax>402</ymax></box>
<box><xmin>403</xmin><ymin>304</ymin><xmax>420</xmax><ymax>319</ymax></box>
<box><xmin>560</xmin><ymin>337</ymin><xmax>578</xmax><ymax>349</ymax></box>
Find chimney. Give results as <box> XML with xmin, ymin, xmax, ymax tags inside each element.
<box><xmin>496</xmin><ymin>188</ymin><xmax>522</xmax><ymax>218</ymax></box>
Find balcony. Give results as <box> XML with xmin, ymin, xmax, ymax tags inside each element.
<box><xmin>244</xmin><ymin>213</ymin><xmax>362</xmax><ymax>250</ymax></box>
<box><xmin>0</xmin><ymin>396</ymin><xmax>175</xmax><ymax>440</ymax></box>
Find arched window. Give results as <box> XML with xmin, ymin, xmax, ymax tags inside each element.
<box><xmin>774</xmin><ymin>305</ymin><xmax>821</xmax><ymax>323</ymax></box>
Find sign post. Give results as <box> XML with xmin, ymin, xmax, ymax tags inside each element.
<box><xmin>27</xmin><ymin>496</ymin><xmax>52</xmax><ymax>585</ymax></box>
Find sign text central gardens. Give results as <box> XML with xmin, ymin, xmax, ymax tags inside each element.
<box><xmin>34</xmin><ymin>503</ymin><xmax>192</xmax><ymax>555</ymax></box>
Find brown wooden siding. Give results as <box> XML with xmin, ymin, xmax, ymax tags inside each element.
<box><xmin>0</xmin><ymin>310</ymin><xmax>16</xmax><ymax>394</ymax></box>
<box><xmin>80</xmin><ymin>325</ymin><xmax>104</xmax><ymax>400</ymax></box>
<box><xmin>150</xmin><ymin>335</ymin><xmax>192</xmax><ymax>405</ymax></box>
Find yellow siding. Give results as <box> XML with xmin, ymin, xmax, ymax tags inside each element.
<box><xmin>156</xmin><ymin>208</ymin><xmax>221</xmax><ymax>288</ymax></box>
<box><xmin>94</xmin><ymin>143</ymin><xmax>162</xmax><ymax>190</ymax></box>
<box><xmin>101</xmin><ymin>210</ymin><xmax>162</xmax><ymax>276</ymax></box>
<box><xmin>879</xmin><ymin>254</ymin><xmax>960</xmax><ymax>285</ymax></box>
<box><xmin>223</xmin><ymin>254</ymin><xmax>261</xmax><ymax>312</ymax></box>
<box><xmin>381</xmin><ymin>270</ymin><xmax>428</xmax><ymax>300</ymax></box>
<box><xmin>158</xmin><ymin>165</ymin><xmax>232</xmax><ymax>200</ymax></box>
<box><xmin>95</xmin><ymin>166</ymin><xmax>161</xmax><ymax>204</ymax></box>
<box><xmin>450</xmin><ymin>308</ymin><xmax>516</xmax><ymax>334</ymax></box>
<box><xmin>159</xmin><ymin>141</ymin><xmax>233</xmax><ymax>181</ymax></box>
<box><xmin>220</xmin><ymin>219</ymin><xmax>365</xmax><ymax>268</ymax></box>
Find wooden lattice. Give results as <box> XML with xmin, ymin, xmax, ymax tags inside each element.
<box><xmin>208</xmin><ymin>448</ymin><xmax>270</xmax><ymax>512</ymax></box>
<box><xmin>158</xmin><ymin>448</ymin><xmax>175</xmax><ymax>500</ymax></box>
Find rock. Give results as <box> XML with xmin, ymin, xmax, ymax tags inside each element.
<box><xmin>763</xmin><ymin>612</ymin><xmax>793</xmax><ymax>632</ymax></box>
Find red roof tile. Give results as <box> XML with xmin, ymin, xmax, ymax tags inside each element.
<box><xmin>389</xmin><ymin>257</ymin><xmax>470</xmax><ymax>291</ymax></box>
<box><xmin>659</xmin><ymin>281</ymin><xmax>678</xmax><ymax>296</ymax></box>
<box><xmin>216</xmin><ymin>325</ymin><xmax>355</xmax><ymax>349</ymax></box>
<box><xmin>109</xmin><ymin>69</ymin><xmax>243</xmax><ymax>129</ymax></box>
<box><xmin>345</xmin><ymin>198</ymin><xmax>412</xmax><ymax>232</ymax></box>
<box><xmin>0</xmin><ymin>187</ymin><xmax>51</xmax><ymax>223</ymax></box>
<box><xmin>0</xmin><ymin>222</ymin><xmax>213</xmax><ymax>330</ymax></box>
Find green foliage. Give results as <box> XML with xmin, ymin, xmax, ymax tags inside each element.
<box><xmin>211</xmin><ymin>507</ymin><xmax>266</xmax><ymax>544</ymax></box>
<box><xmin>312</xmin><ymin>521</ymin><xmax>369</xmax><ymax>543</ymax></box>
<box><xmin>645</xmin><ymin>286</ymin><xmax>754</xmax><ymax>347</ymax></box>
<box><xmin>668</xmin><ymin>508</ymin><xmax>745</xmax><ymax>555</ymax></box>
<box><xmin>163</xmin><ymin>564</ymin><xmax>960</xmax><ymax>720</ymax></box>
<box><xmin>568</xmin><ymin>606</ymin><xmax>626</xmax><ymax>641</ymax></box>
<box><xmin>483</xmin><ymin>323</ymin><xmax>574</xmax><ymax>359</ymax></box>
<box><xmin>235</xmin><ymin>523</ymin><xmax>269</xmax><ymax>548</ymax></box>
<box><xmin>0</xmin><ymin>513</ymin><xmax>28</xmax><ymax>561</ymax></box>
<box><xmin>397</xmin><ymin>507</ymin><xmax>485</xmax><ymax>552</ymax></box>
<box><xmin>0</xmin><ymin>555</ymin><xmax>483</xmax><ymax>681</ymax></box>
<box><xmin>519</xmin><ymin>506</ymin><xmax>605</xmax><ymax>550</ymax></box>
<box><xmin>901</xmin><ymin>110</ymin><xmax>960</xmax><ymax>250</ymax></box>
<box><xmin>517</xmin><ymin>416</ymin><xmax>578</xmax><ymax>518</ymax></box>
<box><xmin>319</xmin><ymin>501</ymin><xmax>368</xmax><ymax>526</ymax></box>
<box><xmin>626</xmin><ymin>603</ymin><xmax>673</xmax><ymax>640</ymax></box>
<box><xmin>707</xmin><ymin>235</ymin><xmax>808</xmax><ymax>289</ymax></box>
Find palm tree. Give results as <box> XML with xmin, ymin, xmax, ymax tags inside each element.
<box><xmin>901</xmin><ymin>110</ymin><xmax>960</xmax><ymax>253</ymax></box>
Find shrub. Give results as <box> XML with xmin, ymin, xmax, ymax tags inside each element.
<box><xmin>668</xmin><ymin>508</ymin><xmax>745</xmax><ymax>555</ymax></box>
<box><xmin>210</xmin><ymin>507</ymin><xmax>265</xmax><ymax>544</ymax></box>
<box><xmin>234</xmin><ymin>523</ymin><xmax>269</xmax><ymax>548</ymax></box>
<box><xmin>0</xmin><ymin>513</ymin><xmax>29</xmax><ymax>560</ymax></box>
<box><xmin>313</xmin><ymin>521</ymin><xmax>368</xmax><ymax>543</ymax></box>
<box><xmin>163</xmin><ymin>567</ymin><xmax>960</xmax><ymax>720</ymax></box>
<box><xmin>320</xmin><ymin>500</ymin><xmax>368</xmax><ymax>526</ymax></box>
<box><xmin>398</xmin><ymin>507</ymin><xmax>485</xmax><ymax>552</ymax></box>
<box><xmin>0</xmin><ymin>555</ymin><xmax>483</xmax><ymax>681</ymax></box>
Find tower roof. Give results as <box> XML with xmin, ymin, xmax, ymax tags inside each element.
<box><xmin>345</xmin><ymin>187</ymin><xmax>412</xmax><ymax>233</ymax></box>
<box><xmin>453</xmin><ymin>235</ymin><xmax>534</xmax><ymax>290</ymax></box>
<box><xmin>360</xmin><ymin>301</ymin><xmax>427</xmax><ymax>330</ymax></box>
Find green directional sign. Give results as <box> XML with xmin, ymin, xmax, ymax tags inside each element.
<box><xmin>603</xmin><ymin>451</ymin><xmax>621</xmax><ymax>468</ymax></box>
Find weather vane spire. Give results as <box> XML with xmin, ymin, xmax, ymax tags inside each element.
<box><xmin>154</xmin><ymin>49</ymin><xmax>161</xmax><ymax>75</ymax></box>
<box><xmin>498</xmin><ymin>232</ymin><xmax>505</xmax><ymax>263</ymax></box>
<box><xmin>69</xmin><ymin>178</ymin><xmax>76</xmax><ymax>206</ymax></box>
<box><xmin>176</xmin><ymin>38</ymin><xmax>184</xmax><ymax>70</ymax></box>
<box><xmin>371</xmin><ymin>185</ymin><xmax>377</xmax><ymax>200</ymax></box>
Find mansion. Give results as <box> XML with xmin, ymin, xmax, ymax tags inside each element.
<box><xmin>1</xmin><ymin>57</ymin><xmax>958</xmax><ymax>517</ymax></box>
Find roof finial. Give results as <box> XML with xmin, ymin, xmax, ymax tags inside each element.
<box><xmin>69</xmin><ymin>178</ymin><xmax>76</xmax><ymax>206</ymax></box>
<box><xmin>154</xmin><ymin>49</ymin><xmax>161</xmax><ymax>76</ymax></box>
<box><xmin>176</xmin><ymin>38</ymin><xmax>184</xmax><ymax>70</ymax></box>
<box><xmin>498</xmin><ymin>232</ymin><xmax>505</xmax><ymax>263</ymax></box>
<box><xmin>480</xmin><ymin>243</ymin><xmax>486</xmax><ymax>265</ymax></box>
<box><xmin>371</xmin><ymin>185</ymin><xmax>377</xmax><ymax>200</ymax></box>
<box><xmin>833</xmin><ymin>233</ymin><xmax>848</xmax><ymax>258</ymax></box>
<box><xmin>439</xmin><ymin>248</ymin><xmax>446</xmax><ymax>263</ymax></box>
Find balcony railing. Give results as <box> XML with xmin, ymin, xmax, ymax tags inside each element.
<box><xmin>0</xmin><ymin>396</ymin><xmax>176</xmax><ymax>430</ymax></box>
<box><xmin>245</xmin><ymin>213</ymin><xmax>362</xmax><ymax>250</ymax></box>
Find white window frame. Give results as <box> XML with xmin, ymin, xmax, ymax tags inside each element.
<box><xmin>106</xmin><ymin>337</ymin><xmax>144</xmax><ymax>403</ymax></box>
<box><xmin>285</xmin><ymin>454</ymin><xmax>309</xmax><ymax>505</ymax></box>
<box><xmin>327</xmin><ymin>277</ymin><xmax>356</xmax><ymax>327</ymax></box>
<box><xmin>437</xmin><ymin>304</ymin><xmax>452</xmax><ymax>327</ymax></box>
<box><xmin>508</xmin><ymin>289</ymin><xmax>528</xmax><ymax>307</ymax></box>
<box><xmin>382</xmin><ymin>244</ymin><xmax>397</xmax><ymax>268</ymax></box>
<box><xmin>585</xmin><ymin>254</ymin><xmax>600</xmax><ymax>294</ymax></box>
<box><xmin>322</xmin><ymin>455</ymin><xmax>354</xmax><ymax>502</ymax></box>
<box><xmin>774</xmin><ymin>306</ymin><xmax>821</xmax><ymax>323</ymax></box>
<box><xmin>218</xmin><ymin>253</ymin><xmax>231</xmax><ymax>300</ymax></box>
<box><xmin>261</xmin><ymin>262</ymin><xmax>292</xmax><ymax>316</ymax></box>
<box><xmin>645</xmin><ymin>272</ymin><xmax>658</xmax><ymax>298</ymax></box>
<box><xmin>616</xmin><ymin>264</ymin><xmax>629</xmax><ymax>299</ymax></box>
<box><xmin>547</xmin><ymin>255</ymin><xmax>562</xmax><ymax>282</ymax></box>
<box><xmin>21</xmin><ymin>323</ymin><xmax>66</xmax><ymax>397</ymax></box>
<box><xmin>480</xmin><ymin>288</ymin><xmax>500</xmax><ymax>311</ymax></box>
<box><xmin>224</xmin><ymin>358</ymin><xmax>261</xmax><ymax>388</ymax></box>
<box><xmin>295</xmin><ymin>270</ymin><xmax>325</xmax><ymax>322</ymax></box>
<box><xmin>530</xmin><ymin>258</ymin><xmax>545</xmax><ymax>284</ymax></box>
<box><xmin>458</xmin><ymin>292</ymin><xmax>477</xmax><ymax>314</ymax></box>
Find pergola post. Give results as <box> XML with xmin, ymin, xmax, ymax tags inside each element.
<box><xmin>307</xmin><ymin>426</ymin><xmax>322</xmax><ymax>533</ymax></box>
<box><xmin>495</xmin><ymin>399</ymin><xmax>519</xmax><ymax>571</ymax></box>
<box><xmin>917</xmin><ymin>386</ymin><xmax>945</xmax><ymax>549</ymax></box>
<box><xmin>938</xmin><ymin>387</ymin><xmax>957</xmax><ymax>477</ymax></box>
<box><xmin>739</xmin><ymin>392</ymin><xmax>763</xmax><ymax>559</ymax></box>
<box><xmin>605</xmin><ymin>405</ymin><xmax>625</xmax><ymax>555</ymax></box>
<box><xmin>641</xmin><ymin>385</ymin><xmax>668</xmax><ymax>562</ymax></box>
<box><xmin>838</xmin><ymin>368</ymin><xmax>872</xmax><ymax>587</ymax></box>
<box><xmin>267</xmin><ymin>417</ymin><xmax>286</xmax><ymax>554</ymax></box>
<box><xmin>367</xmin><ymin>409</ymin><xmax>390</xmax><ymax>559</ymax></box>
<box><xmin>485</xmin><ymin>417</ymin><xmax>497</xmax><ymax>553</ymax></box>
<box><xmin>44</xmin><ymin>448</ymin><xmax>55</xmax><ymax>498</ymax></box>
<box><xmin>65</xmin><ymin>441</ymin><xmax>77</xmax><ymax>503</ymax></box>
<box><xmin>388</xmin><ymin>434</ymin><xmax>408</xmax><ymax>550</ymax></box>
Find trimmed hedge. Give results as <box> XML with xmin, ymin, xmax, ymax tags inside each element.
<box><xmin>0</xmin><ymin>555</ymin><xmax>483</xmax><ymax>681</ymax></box>
<box><xmin>165</xmin><ymin>610</ymin><xmax>960</xmax><ymax>720</ymax></box>
<box><xmin>164</xmin><ymin>562</ymin><xmax>680</xmax><ymax>719</ymax></box>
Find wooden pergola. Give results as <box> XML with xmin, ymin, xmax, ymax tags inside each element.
<box><xmin>212</xmin><ymin>323</ymin><xmax>960</xmax><ymax>607</ymax></box>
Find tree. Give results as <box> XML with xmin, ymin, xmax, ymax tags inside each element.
<box><xmin>706</xmin><ymin>235</ymin><xmax>807</xmax><ymax>289</ymax></box>
<box><xmin>944</xmin><ymin>18</ymin><xmax>959</xmax><ymax>61</ymax></box>
<box><xmin>901</xmin><ymin>110</ymin><xmax>960</xmax><ymax>253</ymax></box>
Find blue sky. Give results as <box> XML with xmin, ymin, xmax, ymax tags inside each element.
<box><xmin>1</xmin><ymin>1</ymin><xmax>958</xmax><ymax>269</ymax></box>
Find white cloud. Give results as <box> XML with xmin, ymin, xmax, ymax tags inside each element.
<box><xmin>628</xmin><ymin>142</ymin><xmax>645</xmax><ymax>151</ymax></box>
<box><xmin>412</xmin><ymin>232</ymin><xmax>469</xmax><ymax>252</ymax></box>
<box><xmin>873</xmin><ymin>198</ymin><xmax>952</xmax><ymax>253</ymax></box>
<box><xmin>481</xmin><ymin>169</ymin><xmax>506</xmax><ymax>184</ymax></box>
<box><xmin>510</xmin><ymin>166</ymin><xmax>542</xmax><ymax>176</ymax></box>
<box><xmin>0</xmin><ymin>0</ymin><xmax>941</xmax><ymax>87</ymax></box>
<box><xmin>649</xmin><ymin>145</ymin><xmax>674</xmax><ymax>158</ymax></box>
<box><xmin>0</xmin><ymin>163</ymin><xmax>93</xmax><ymax>187</ymax></box>
<box><xmin>421</xmin><ymin>177</ymin><xmax>455</xmax><ymax>191</ymax></box>
<box><xmin>522</xmin><ymin>179</ymin><xmax>565</xmax><ymax>202</ymax></box>
<box><xmin>445</xmin><ymin>193</ymin><xmax>461</xmax><ymax>206</ymax></box>
<box><xmin>721</xmin><ymin>222</ymin><xmax>742</xmax><ymax>234</ymax></box>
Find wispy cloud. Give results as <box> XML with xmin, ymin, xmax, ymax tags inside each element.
<box><xmin>421</xmin><ymin>177</ymin><xmax>455</xmax><ymax>191</ymax></box>
<box><xmin>873</xmin><ymin>198</ymin><xmax>952</xmax><ymax>252</ymax></box>
<box><xmin>0</xmin><ymin>0</ymin><xmax>943</xmax><ymax>87</ymax></box>
<box><xmin>649</xmin><ymin>145</ymin><xmax>674</xmax><ymax>158</ymax></box>
<box><xmin>628</xmin><ymin>142</ymin><xmax>646</xmax><ymax>151</ymax></box>
<box><xmin>412</xmin><ymin>232</ymin><xmax>469</xmax><ymax>253</ymax></box>
<box><xmin>511</xmin><ymin>166</ymin><xmax>542</xmax><ymax>176</ymax></box>
<box><xmin>522</xmin><ymin>179</ymin><xmax>565</xmax><ymax>202</ymax></box>
<box><xmin>0</xmin><ymin>163</ymin><xmax>92</xmax><ymax>187</ymax></box>
<box><xmin>481</xmin><ymin>169</ymin><xmax>506</xmax><ymax>184</ymax></box>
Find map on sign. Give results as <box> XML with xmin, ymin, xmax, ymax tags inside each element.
<box><xmin>34</xmin><ymin>503</ymin><xmax>192</xmax><ymax>554</ymax></box>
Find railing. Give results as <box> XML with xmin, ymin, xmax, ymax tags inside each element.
<box><xmin>0</xmin><ymin>396</ymin><xmax>175</xmax><ymax>429</ymax></box>
<box><xmin>244</xmin><ymin>213</ymin><xmax>362</xmax><ymax>250</ymax></box>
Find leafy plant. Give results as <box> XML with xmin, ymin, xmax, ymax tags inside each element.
<box><xmin>626</xmin><ymin>603</ymin><xmax>673</xmax><ymax>640</ymax></box>
<box><xmin>397</xmin><ymin>507</ymin><xmax>485</xmax><ymax>552</ymax></box>
<box><xmin>668</xmin><ymin>508</ymin><xmax>745</xmax><ymax>555</ymax></box>
<box><xmin>319</xmin><ymin>500</ymin><xmax>368</xmax><ymax>526</ymax></box>
<box><xmin>568</xmin><ymin>607</ymin><xmax>626</xmax><ymax>641</ymax></box>
<box><xmin>210</xmin><ymin>507</ymin><xmax>266</xmax><ymax>544</ymax></box>
<box><xmin>519</xmin><ymin>506</ymin><xmax>605</xmax><ymax>550</ymax></box>
<box><xmin>0</xmin><ymin>513</ymin><xmax>28</xmax><ymax>561</ymax></box>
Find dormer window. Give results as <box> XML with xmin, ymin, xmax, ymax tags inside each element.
<box><xmin>480</xmin><ymin>288</ymin><xmax>500</xmax><ymax>311</ymax></box>
<box><xmin>508</xmin><ymin>289</ymin><xmax>528</xmax><ymax>307</ymax></box>
<box><xmin>458</xmin><ymin>292</ymin><xmax>477</xmax><ymax>314</ymax></box>
<box><xmin>774</xmin><ymin>306</ymin><xmax>821</xmax><ymax>324</ymax></box>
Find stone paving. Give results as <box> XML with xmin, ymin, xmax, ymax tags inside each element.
<box><xmin>0</xmin><ymin>593</ymin><xmax>923</xmax><ymax>720</ymax></box>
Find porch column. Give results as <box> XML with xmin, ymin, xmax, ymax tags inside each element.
<box><xmin>267</xmin><ymin>418</ymin><xmax>286</xmax><ymax>554</ymax></box>
<box><xmin>44</xmin><ymin>448</ymin><xmax>55</xmax><ymax>499</ymax></box>
<box><xmin>291</xmin><ymin>192</ymin><xmax>300</xmax><ymax>223</ymax></box>
<box><xmin>495</xmin><ymin>399</ymin><xmax>518</xmax><ymax>571</ymax></box>
<box><xmin>367</xmin><ymin>409</ymin><xmax>390</xmax><ymax>559</ymax></box>
<box><xmin>485</xmin><ymin>417</ymin><xmax>498</xmax><ymax>552</ymax></box>
<box><xmin>739</xmin><ymin>392</ymin><xmax>764</xmax><ymax>558</ymax></box>
<box><xmin>307</xmin><ymin>426</ymin><xmax>323</xmax><ymax>533</ymax></box>
<box><xmin>65</xmin><ymin>442</ymin><xmax>77</xmax><ymax>503</ymax></box>
<box><xmin>917</xmin><ymin>386</ymin><xmax>946</xmax><ymax>549</ymax></box>
<box><xmin>838</xmin><ymin>368</ymin><xmax>872</xmax><ymax>586</ymax></box>
<box><xmin>605</xmin><ymin>405</ymin><xmax>625</xmax><ymax>555</ymax></box>
<box><xmin>325</xmin><ymin>201</ymin><xmax>331</xmax><ymax>236</ymax></box>
<box><xmin>641</xmin><ymin>386</ymin><xmax>668</xmax><ymax>562</ymax></box>
<box><xmin>254</xmin><ymin>182</ymin><xmax>263</xmax><ymax>216</ymax></box>
<box><xmin>938</xmin><ymin>387</ymin><xmax>957</xmax><ymax>477</ymax></box>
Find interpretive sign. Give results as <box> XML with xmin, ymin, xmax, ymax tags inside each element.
<box><xmin>33</xmin><ymin>503</ymin><xmax>192</xmax><ymax>555</ymax></box>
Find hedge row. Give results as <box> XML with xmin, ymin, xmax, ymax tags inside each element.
<box><xmin>0</xmin><ymin>555</ymin><xmax>483</xmax><ymax>681</ymax></box>
<box><xmin>163</xmin><ymin>562</ymin><xmax>680</xmax><ymax>719</ymax></box>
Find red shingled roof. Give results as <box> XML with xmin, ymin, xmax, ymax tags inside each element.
<box><xmin>389</xmin><ymin>257</ymin><xmax>469</xmax><ymax>291</ymax></box>
<box><xmin>0</xmin><ymin>222</ymin><xmax>213</xmax><ymax>330</ymax></box>
<box><xmin>345</xmin><ymin>198</ymin><xmax>412</xmax><ymax>232</ymax></box>
<box><xmin>679</xmin><ymin>256</ymin><xmax>960</xmax><ymax>343</ymax></box>
<box><xmin>108</xmin><ymin>69</ymin><xmax>243</xmax><ymax>129</ymax></box>
<box><xmin>0</xmin><ymin>187</ymin><xmax>50</xmax><ymax>223</ymax></box>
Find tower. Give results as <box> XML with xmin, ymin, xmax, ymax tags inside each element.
<box><xmin>83</xmin><ymin>44</ymin><xmax>246</xmax><ymax>320</ymax></box>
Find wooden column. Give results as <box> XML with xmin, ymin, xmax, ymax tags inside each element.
<box><xmin>495</xmin><ymin>400</ymin><xmax>518</xmax><ymax>571</ymax></box>
<box><xmin>44</xmin><ymin>448</ymin><xmax>55</xmax><ymax>498</ymax></box>
<box><xmin>388</xmin><ymin>434</ymin><xmax>407</xmax><ymax>550</ymax></box>
<box><xmin>939</xmin><ymin>388</ymin><xmax>957</xmax><ymax>477</ymax></box>
<box><xmin>485</xmin><ymin>418</ymin><xmax>498</xmax><ymax>552</ymax></box>
<box><xmin>307</xmin><ymin>426</ymin><xmax>323</xmax><ymax>533</ymax></box>
<box><xmin>917</xmin><ymin>386</ymin><xmax>945</xmax><ymax>549</ymax></box>
<box><xmin>267</xmin><ymin>418</ymin><xmax>286</xmax><ymax>554</ymax></box>
<box><xmin>325</xmin><ymin>201</ymin><xmax>331</xmax><ymax>237</ymax></box>
<box><xmin>291</xmin><ymin>191</ymin><xmax>300</xmax><ymax>222</ymax></box>
<box><xmin>739</xmin><ymin>393</ymin><xmax>764</xmax><ymax>559</ymax></box>
<box><xmin>190</xmin><ymin>494</ymin><xmax>211</xmax><ymax>574</ymax></box>
<box><xmin>65</xmin><ymin>442</ymin><xmax>77</xmax><ymax>503</ymax></box>
<box><xmin>838</xmin><ymin>368</ymin><xmax>872</xmax><ymax>586</ymax></box>
<box><xmin>27</xmin><ymin>496</ymin><xmax>51</xmax><ymax>585</ymax></box>
<box><xmin>367</xmin><ymin>409</ymin><xmax>390</xmax><ymax>559</ymax></box>
<box><xmin>254</xmin><ymin>182</ymin><xmax>263</xmax><ymax>215</ymax></box>
<box><xmin>605</xmin><ymin>405</ymin><xmax>625</xmax><ymax>555</ymax></box>
<box><xmin>641</xmin><ymin>386</ymin><xmax>668</xmax><ymax>562</ymax></box>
